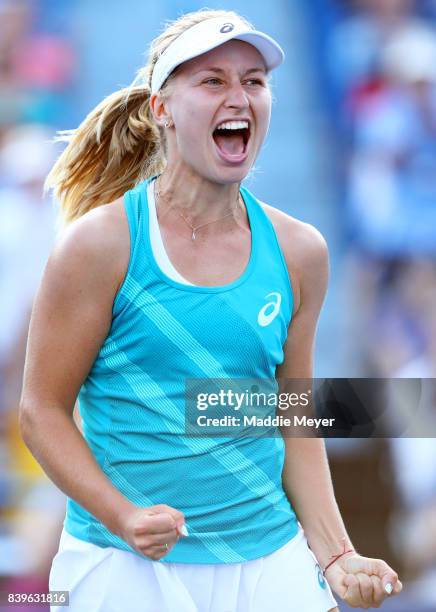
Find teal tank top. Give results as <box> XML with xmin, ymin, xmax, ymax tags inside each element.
<box><xmin>65</xmin><ymin>176</ymin><xmax>299</xmax><ymax>563</ymax></box>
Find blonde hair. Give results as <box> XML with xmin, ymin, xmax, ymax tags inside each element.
<box><xmin>45</xmin><ymin>9</ymin><xmax>253</xmax><ymax>225</ymax></box>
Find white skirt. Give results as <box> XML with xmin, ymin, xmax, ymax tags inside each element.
<box><xmin>49</xmin><ymin>526</ymin><xmax>337</xmax><ymax>612</ymax></box>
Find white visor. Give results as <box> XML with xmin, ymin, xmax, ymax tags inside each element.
<box><xmin>151</xmin><ymin>16</ymin><xmax>285</xmax><ymax>94</ymax></box>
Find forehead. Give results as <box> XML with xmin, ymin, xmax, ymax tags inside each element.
<box><xmin>177</xmin><ymin>39</ymin><xmax>267</xmax><ymax>75</ymax></box>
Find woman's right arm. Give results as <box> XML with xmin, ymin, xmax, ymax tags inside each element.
<box><xmin>19</xmin><ymin>203</ymin><xmax>186</xmax><ymax>559</ymax></box>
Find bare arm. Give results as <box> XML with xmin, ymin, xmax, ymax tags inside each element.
<box><xmin>275</xmin><ymin>221</ymin><xmax>350</xmax><ymax>568</ymax></box>
<box><xmin>274</xmin><ymin>217</ymin><xmax>401</xmax><ymax>607</ymax></box>
<box><xmin>19</xmin><ymin>205</ymin><xmax>134</xmax><ymax>534</ymax></box>
<box><xmin>19</xmin><ymin>203</ymin><xmax>186</xmax><ymax>559</ymax></box>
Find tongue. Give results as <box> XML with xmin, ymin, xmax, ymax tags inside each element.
<box><xmin>214</xmin><ymin>132</ymin><xmax>244</xmax><ymax>156</ymax></box>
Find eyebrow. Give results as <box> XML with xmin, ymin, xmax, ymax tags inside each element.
<box><xmin>194</xmin><ymin>66</ymin><xmax>267</xmax><ymax>76</ymax></box>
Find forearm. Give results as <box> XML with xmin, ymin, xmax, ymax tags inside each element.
<box><xmin>20</xmin><ymin>406</ymin><xmax>133</xmax><ymax>537</ymax></box>
<box><xmin>281</xmin><ymin>436</ymin><xmax>354</xmax><ymax>569</ymax></box>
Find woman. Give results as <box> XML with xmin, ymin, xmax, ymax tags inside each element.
<box><xmin>19</xmin><ymin>9</ymin><xmax>402</xmax><ymax>612</ymax></box>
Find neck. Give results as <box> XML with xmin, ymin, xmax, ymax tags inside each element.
<box><xmin>157</xmin><ymin>162</ymin><xmax>242</xmax><ymax>221</ymax></box>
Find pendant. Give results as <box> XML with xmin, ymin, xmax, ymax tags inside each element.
<box><xmin>192</xmin><ymin>230</ymin><xmax>196</xmax><ymax>241</ymax></box>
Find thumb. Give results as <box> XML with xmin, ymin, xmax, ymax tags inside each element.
<box><xmin>368</xmin><ymin>558</ymin><xmax>400</xmax><ymax>595</ymax></box>
<box><xmin>148</xmin><ymin>504</ymin><xmax>184</xmax><ymax>521</ymax></box>
<box><xmin>176</xmin><ymin>522</ymin><xmax>189</xmax><ymax>537</ymax></box>
<box><xmin>148</xmin><ymin>504</ymin><xmax>188</xmax><ymax>537</ymax></box>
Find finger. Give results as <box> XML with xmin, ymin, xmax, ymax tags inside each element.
<box><xmin>134</xmin><ymin>512</ymin><xmax>177</xmax><ymax>535</ymax></box>
<box><xmin>142</xmin><ymin>543</ymin><xmax>171</xmax><ymax>561</ymax></box>
<box><xmin>136</xmin><ymin>535</ymin><xmax>179</xmax><ymax>560</ymax></box>
<box><xmin>150</xmin><ymin>538</ymin><xmax>180</xmax><ymax>559</ymax></box>
<box><xmin>176</xmin><ymin>522</ymin><xmax>189</xmax><ymax>537</ymax></box>
<box><xmin>385</xmin><ymin>578</ymin><xmax>403</xmax><ymax>596</ymax></box>
<box><xmin>383</xmin><ymin>571</ymin><xmax>399</xmax><ymax>595</ymax></box>
<box><xmin>344</xmin><ymin>574</ymin><xmax>362</xmax><ymax>608</ymax></box>
<box><xmin>369</xmin><ymin>559</ymin><xmax>399</xmax><ymax>595</ymax></box>
<box><xmin>146</xmin><ymin>505</ymin><xmax>187</xmax><ymax>535</ymax></box>
<box><xmin>152</xmin><ymin>541</ymin><xmax>173</xmax><ymax>554</ymax></box>
<box><xmin>150</xmin><ymin>530</ymin><xmax>179</xmax><ymax>547</ymax></box>
<box><xmin>356</xmin><ymin>572</ymin><xmax>374</xmax><ymax>608</ymax></box>
<box><xmin>370</xmin><ymin>575</ymin><xmax>385</xmax><ymax>608</ymax></box>
<box><xmin>148</xmin><ymin>504</ymin><xmax>185</xmax><ymax>524</ymax></box>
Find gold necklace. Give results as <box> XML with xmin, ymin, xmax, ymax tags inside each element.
<box><xmin>155</xmin><ymin>177</ymin><xmax>241</xmax><ymax>241</ymax></box>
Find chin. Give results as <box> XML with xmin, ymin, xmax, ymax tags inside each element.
<box><xmin>210</xmin><ymin>165</ymin><xmax>252</xmax><ymax>186</ymax></box>
<box><xmin>210</xmin><ymin>150</ymin><xmax>257</xmax><ymax>185</ymax></box>
<box><xmin>184</xmin><ymin>157</ymin><xmax>252</xmax><ymax>186</ymax></box>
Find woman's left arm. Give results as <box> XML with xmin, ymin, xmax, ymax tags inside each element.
<box><xmin>275</xmin><ymin>219</ymin><xmax>402</xmax><ymax>608</ymax></box>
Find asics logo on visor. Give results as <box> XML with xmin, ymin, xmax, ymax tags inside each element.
<box><xmin>257</xmin><ymin>292</ymin><xmax>282</xmax><ymax>327</ymax></box>
<box><xmin>220</xmin><ymin>23</ymin><xmax>234</xmax><ymax>34</ymax></box>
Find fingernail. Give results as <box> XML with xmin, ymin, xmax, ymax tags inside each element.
<box><xmin>385</xmin><ymin>583</ymin><xmax>393</xmax><ymax>595</ymax></box>
<box><xmin>180</xmin><ymin>524</ymin><xmax>189</xmax><ymax>537</ymax></box>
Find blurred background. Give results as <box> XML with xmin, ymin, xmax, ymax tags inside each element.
<box><xmin>0</xmin><ymin>0</ymin><xmax>435</xmax><ymax>610</ymax></box>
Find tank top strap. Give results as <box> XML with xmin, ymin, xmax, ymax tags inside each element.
<box><xmin>112</xmin><ymin>179</ymin><xmax>151</xmax><ymax>317</ymax></box>
<box><xmin>122</xmin><ymin>179</ymin><xmax>148</xmax><ymax>247</ymax></box>
<box><xmin>240</xmin><ymin>185</ymin><xmax>293</xmax><ymax>308</ymax></box>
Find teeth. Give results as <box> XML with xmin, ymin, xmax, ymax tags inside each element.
<box><xmin>216</xmin><ymin>120</ymin><xmax>249</xmax><ymax>131</ymax></box>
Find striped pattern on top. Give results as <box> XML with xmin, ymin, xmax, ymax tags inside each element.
<box><xmin>65</xmin><ymin>177</ymin><xmax>299</xmax><ymax>563</ymax></box>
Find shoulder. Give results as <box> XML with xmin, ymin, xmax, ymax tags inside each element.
<box><xmin>258</xmin><ymin>201</ymin><xmax>329</xmax><ymax>315</ymax></box>
<box><xmin>51</xmin><ymin>196</ymin><xmax>129</xmax><ymax>294</ymax></box>
<box><xmin>58</xmin><ymin>196</ymin><xmax>126</xmax><ymax>243</ymax></box>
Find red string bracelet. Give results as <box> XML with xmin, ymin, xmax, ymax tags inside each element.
<box><xmin>322</xmin><ymin>538</ymin><xmax>355</xmax><ymax>576</ymax></box>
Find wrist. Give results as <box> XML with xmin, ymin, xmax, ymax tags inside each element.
<box><xmin>323</xmin><ymin>547</ymin><xmax>356</xmax><ymax>575</ymax></box>
<box><xmin>305</xmin><ymin>524</ymin><xmax>354</xmax><ymax>570</ymax></box>
<box><xmin>102</xmin><ymin>494</ymin><xmax>136</xmax><ymax>538</ymax></box>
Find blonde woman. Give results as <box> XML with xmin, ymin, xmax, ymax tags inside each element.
<box><xmin>19</xmin><ymin>9</ymin><xmax>402</xmax><ymax>612</ymax></box>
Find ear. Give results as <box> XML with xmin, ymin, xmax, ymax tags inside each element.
<box><xmin>150</xmin><ymin>93</ymin><xmax>172</xmax><ymax>128</ymax></box>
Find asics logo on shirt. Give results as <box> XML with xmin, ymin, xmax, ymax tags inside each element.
<box><xmin>257</xmin><ymin>292</ymin><xmax>282</xmax><ymax>327</ymax></box>
<box><xmin>315</xmin><ymin>563</ymin><xmax>327</xmax><ymax>589</ymax></box>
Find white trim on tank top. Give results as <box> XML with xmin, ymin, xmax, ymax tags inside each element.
<box><xmin>147</xmin><ymin>178</ymin><xmax>196</xmax><ymax>286</ymax></box>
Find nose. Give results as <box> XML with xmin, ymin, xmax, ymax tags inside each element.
<box><xmin>224</xmin><ymin>80</ymin><xmax>249</xmax><ymax>110</ymax></box>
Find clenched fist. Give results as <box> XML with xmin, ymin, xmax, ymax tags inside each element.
<box><xmin>325</xmin><ymin>552</ymin><xmax>402</xmax><ymax>609</ymax></box>
<box><xmin>118</xmin><ymin>504</ymin><xmax>188</xmax><ymax>561</ymax></box>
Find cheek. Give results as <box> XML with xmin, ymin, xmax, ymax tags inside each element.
<box><xmin>257</xmin><ymin>94</ymin><xmax>272</xmax><ymax>136</ymax></box>
<box><xmin>253</xmin><ymin>117</ymin><xmax>271</xmax><ymax>153</ymax></box>
<box><xmin>172</xmin><ymin>97</ymin><xmax>211</xmax><ymax>151</ymax></box>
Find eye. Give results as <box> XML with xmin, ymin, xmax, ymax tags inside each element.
<box><xmin>244</xmin><ymin>78</ymin><xmax>264</xmax><ymax>87</ymax></box>
<box><xmin>203</xmin><ymin>78</ymin><xmax>222</xmax><ymax>86</ymax></box>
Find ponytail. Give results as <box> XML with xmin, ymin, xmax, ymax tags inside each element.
<box><xmin>45</xmin><ymin>84</ymin><xmax>164</xmax><ymax>225</ymax></box>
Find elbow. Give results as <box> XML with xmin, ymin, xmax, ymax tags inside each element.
<box><xmin>18</xmin><ymin>400</ymin><xmax>33</xmax><ymax>446</ymax></box>
<box><xmin>18</xmin><ymin>399</ymin><xmax>41</xmax><ymax>447</ymax></box>
<box><xmin>19</xmin><ymin>398</ymin><xmax>74</xmax><ymax>444</ymax></box>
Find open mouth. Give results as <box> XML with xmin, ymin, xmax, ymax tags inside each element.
<box><xmin>212</xmin><ymin>124</ymin><xmax>250</xmax><ymax>160</ymax></box>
